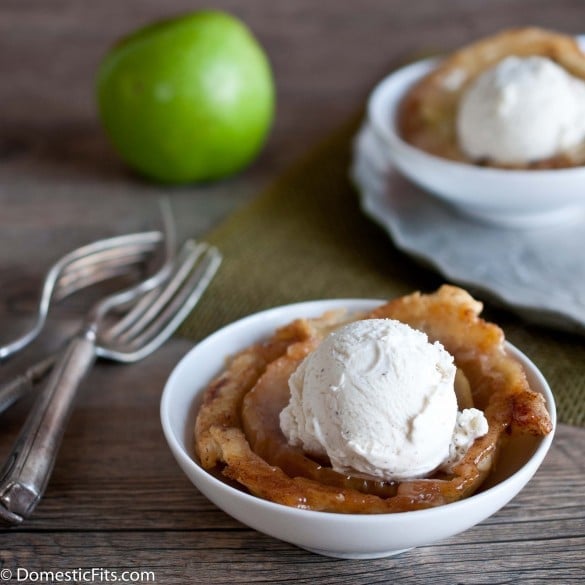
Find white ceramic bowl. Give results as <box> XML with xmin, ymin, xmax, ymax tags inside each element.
<box><xmin>160</xmin><ymin>300</ymin><xmax>556</xmax><ymax>559</ymax></box>
<box><xmin>367</xmin><ymin>58</ymin><xmax>585</xmax><ymax>227</ymax></box>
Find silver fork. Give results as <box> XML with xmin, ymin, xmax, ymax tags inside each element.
<box><xmin>0</xmin><ymin>232</ymin><xmax>166</xmax><ymax>413</ymax></box>
<box><xmin>0</xmin><ymin>199</ymin><xmax>176</xmax><ymax>362</ymax></box>
<box><xmin>0</xmin><ymin>239</ymin><xmax>221</xmax><ymax>526</ymax></box>
<box><xmin>0</xmin><ymin>231</ymin><xmax>165</xmax><ymax>361</ymax></box>
<box><xmin>0</xmin><ymin>238</ymin><xmax>208</xmax><ymax>414</ymax></box>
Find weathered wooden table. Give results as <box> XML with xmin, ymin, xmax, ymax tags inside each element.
<box><xmin>1</xmin><ymin>1</ymin><xmax>583</xmax><ymax>583</ymax></box>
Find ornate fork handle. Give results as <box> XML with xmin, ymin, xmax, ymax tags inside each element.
<box><xmin>0</xmin><ymin>354</ymin><xmax>58</xmax><ymax>414</ymax></box>
<box><xmin>0</xmin><ymin>331</ymin><xmax>96</xmax><ymax>526</ymax></box>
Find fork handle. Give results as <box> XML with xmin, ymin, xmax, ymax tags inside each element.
<box><xmin>0</xmin><ymin>331</ymin><xmax>96</xmax><ymax>526</ymax></box>
<box><xmin>0</xmin><ymin>353</ymin><xmax>58</xmax><ymax>414</ymax></box>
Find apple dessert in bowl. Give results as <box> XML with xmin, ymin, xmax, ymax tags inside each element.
<box><xmin>367</xmin><ymin>28</ymin><xmax>585</xmax><ymax>226</ymax></box>
<box><xmin>161</xmin><ymin>286</ymin><xmax>554</xmax><ymax>558</ymax></box>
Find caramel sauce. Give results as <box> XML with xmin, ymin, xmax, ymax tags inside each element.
<box><xmin>242</xmin><ymin>348</ymin><xmax>419</xmax><ymax>499</ymax></box>
<box><xmin>240</xmin><ymin>340</ymin><xmax>486</xmax><ymax>500</ymax></box>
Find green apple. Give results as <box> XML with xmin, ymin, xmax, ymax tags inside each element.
<box><xmin>96</xmin><ymin>11</ymin><xmax>275</xmax><ymax>183</ymax></box>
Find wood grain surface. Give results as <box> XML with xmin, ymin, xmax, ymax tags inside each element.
<box><xmin>1</xmin><ymin>1</ymin><xmax>584</xmax><ymax>583</ymax></box>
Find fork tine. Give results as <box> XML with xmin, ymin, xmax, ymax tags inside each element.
<box><xmin>53</xmin><ymin>249</ymin><xmax>153</xmax><ymax>301</ymax></box>
<box><xmin>102</xmin><ymin>240</ymin><xmax>202</xmax><ymax>343</ymax></box>
<box><xmin>99</xmin><ymin>244</ymin><xmax>221</xmax><ymax>363</ymax></box>
<box><xmin>60</xmin><ymin>197</ymin><xmax>175</xmax><ymax>299</ymax></box>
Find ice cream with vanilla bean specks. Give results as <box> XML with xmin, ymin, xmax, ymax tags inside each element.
<box><xmin>279</xmin><ymin>319</ymin><xmax>488</xmax><ymax>482</ymax></box>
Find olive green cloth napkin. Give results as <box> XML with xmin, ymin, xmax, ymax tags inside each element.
<box><xmin>180</xmin><ymin>115</ymin><xmax>585</xmax><ymax>427</ymax></box>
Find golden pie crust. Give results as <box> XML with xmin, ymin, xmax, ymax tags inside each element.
<box><xmin>194</xmin><ymin>286</ymin><xmax>552</xmax><ymax>513</ymax></box>
<box><xmin>399</xmin><ymin>27</ymin><xmax>585</xmax><ymax>168</ymax></box>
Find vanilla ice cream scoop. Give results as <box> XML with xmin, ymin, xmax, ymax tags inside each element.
<box><xmin>279</xmin><ymin>319</ymin><xmax>488</xmax><ymax>482</ymax></box>
<box><xmin>457</xmin><ymin>56</ymin><xmax>585</xmax><ymax>164</ymax></box>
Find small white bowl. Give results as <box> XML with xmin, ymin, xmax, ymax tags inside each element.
<box><xmin>160</xmin><ymin>300</ymin><xmax>556</xmax><ymax>559</ymax></box>
<box><xmin>367</xmin><ymin>58</ymin><xmax>585</xmax><ymax>227</ymax></box>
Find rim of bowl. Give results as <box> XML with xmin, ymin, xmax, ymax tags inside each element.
<box><xmin>160</xmin><ymin>298</ymin><xmax>556</xmax><ymax>524</ymax></box>
<box><xmin>367</xmin><ymin>56</ymin><xmax>585</xmax><ymax>179</ymax></box>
